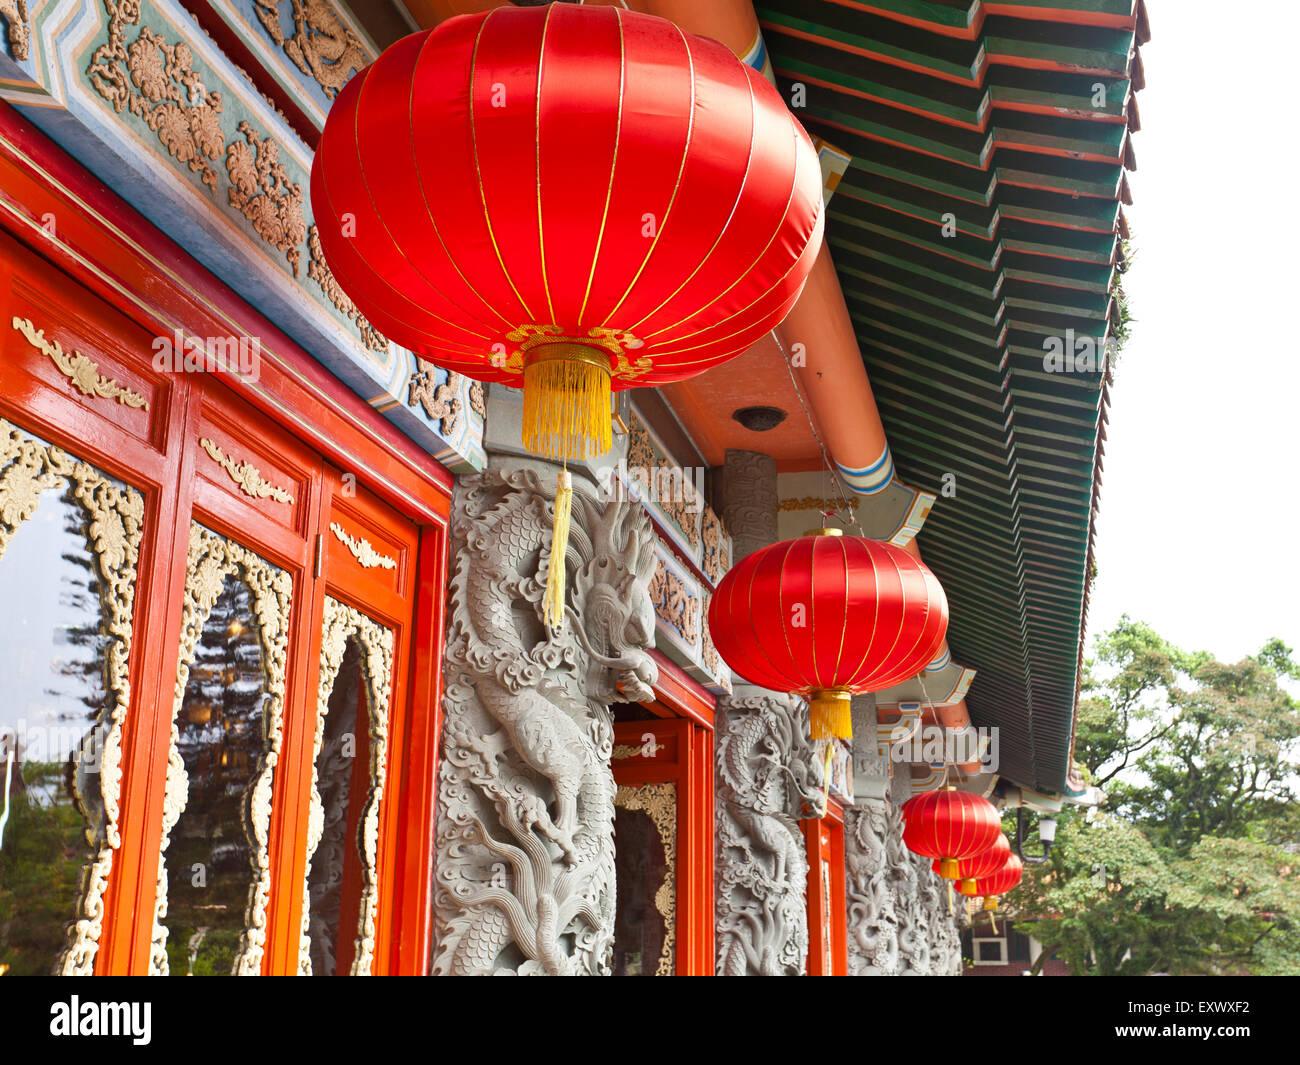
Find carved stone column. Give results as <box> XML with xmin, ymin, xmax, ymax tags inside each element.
<box><xmin>720</xmin><ymin>449</ymin><xmax>778</xmax><ymax>561</ymax></box>
<box><xmin>430</xmin><ymin>462</ymin><xmax>658</xmax><ymax>975</ymax></box>
<box><xmin>844</xmin><ymin>694</ymin><xmax>962</xmax><ymax>975</ymax></box>
<box><xmin>715</xmin><ymin>686</ymin><xmax>824</xmax><ymax>975</ymax></box>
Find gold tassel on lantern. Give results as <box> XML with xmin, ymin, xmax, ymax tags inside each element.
<box><xmin>543</xmin><ymin>468</ymin><xmax>573</xmax><ymax>629</ymax></box>
<box><xmin>809</xmin><ymin>687</ymin><xmax>853</xmax><ymax>742</ymax></box>
<box><xmin>521</xmin><ymin>344</ymin><xmax>612</xmax><ymax>461</ymax></box>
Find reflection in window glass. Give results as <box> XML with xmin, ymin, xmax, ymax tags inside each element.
<box><xmin>165</xmin><ymin>575</ymin><xmax>271</xmax><ymax>976</ymax></box>
<box><xmin>307</xmin><ymin>638</ymin><xmax>367</xmax><ymax>976</ymax></box>
<box><xmin>612</xmin><ymin>798</ymin><xmax>670</xmax><ymax>976</ymax></box>
<box><xmin>0</xmin><ymin>485</ymin><xmax>110</xmax><ymax>975</ymax></box>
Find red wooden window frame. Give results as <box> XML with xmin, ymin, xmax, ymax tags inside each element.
<box><xmin>0</xmin><ymin>103</ymin><xmax>453</xmax><ymax>975</ymax></box>
<box><xmin>803</xmin><ymin>798</ymin><xmax>848</xmax><ymax>976</ymax></box>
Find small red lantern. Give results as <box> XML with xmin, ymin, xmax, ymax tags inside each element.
<box><xmin>902</xmin><ymin>787</ymin><xmax>1001</xmax><ymax>878</ymax></box>
<box><xmin>934</xmin><ymin>831</ymin><xmax>1011</xmax><ymax>890</ymax></box>
<box><xmin>707</xmin><ymin>529</ymin><xmax>948</xmax><ymax>740</ymax></box>
<box><xmin>957</xmin><ymin>852</ymin><xmax>1024</xmax><ymax>910</ymax></box>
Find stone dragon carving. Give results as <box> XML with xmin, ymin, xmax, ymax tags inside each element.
<box><xmin>841</xmin><ymin>796</ymin><xmax>964</xmax><ymax>977</ymax></box>
<box><xmin>432</xmin><ymin>466</ymin><xmax>658</xmax><ymax>975</ymax></box>
<box><xmin>845</xmin><ymin>801</ymin><xmax>902</xmax><ymax>976</ymax></box>
<box><xmin>715</xmin><ymin>689</ymin><xmax>825</xmax><ymax>976</ymax></box>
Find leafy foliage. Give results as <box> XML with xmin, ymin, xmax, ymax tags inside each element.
<box><xmin>1012</xmin><ymin>619</ymin><xmax>1300</xmax><ymax>975</ymax></box>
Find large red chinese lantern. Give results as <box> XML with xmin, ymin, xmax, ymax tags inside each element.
<box><xmin>934</xmin><ymin>831</ymin><xmax>1011</xmax><ymax>891</ymax></box>
<box><xmin>902</xmin><ymin>787</ymin><xmax>1001</xmax><ymax>878</ymax></box>
<box><xmin>957</xmin><ymin>851</ymin><xmax>1024</xmax><ymax>910</ymax></box>
<box><xmin>707</xmin><ymin>529</ymin><xmax>948</xmax><ymax>740</ymax></box>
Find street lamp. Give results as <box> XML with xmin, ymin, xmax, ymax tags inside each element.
<box><xmin>1017</xmin><ymin>809</ymin><xmax>1057</xmax><ymax>864</ymax></box>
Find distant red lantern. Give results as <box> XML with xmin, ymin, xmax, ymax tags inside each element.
<box><xmin>957</xmin><ymin>852</ymin><xmax>1024</xmax><ymax>910</ymax></box>
<box><xmin>902</xmin><ymin>787</ymin><xmax>1001</xmax><ymax>878</ymax></box>
<box><xmin>707</xmin><ymin>529</ymin><xmax>948</xmax><ymax>741</ymax></box>
<box><xmin>934</xmin><ymin>831</ymin><xmax>1011</xmax><ymax>890</ymax></box>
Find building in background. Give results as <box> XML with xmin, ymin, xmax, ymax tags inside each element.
<box><xmin>0</xmin><ymin>0</ymin><xmax>1146</xmax><ymax>975</ymax></box>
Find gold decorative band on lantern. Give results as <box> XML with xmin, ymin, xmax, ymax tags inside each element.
<box><xmin>809</xmin><ymin>686</ymin><xmax>853</xmax><ymax>742</ymax></box>
<box><xmin>939</xmin><ymin>858</ymin><xmax>960</xmax><ymax>879</ymax></box>
<box><xmin>804</xmin><ymin>526</ymin><xmax>845</xmax><ymax>538</ymax></box>
<box><xmin>521</xmin><ymin>343</ymin><xmax>613</xmax><ymax>462</ymax></box>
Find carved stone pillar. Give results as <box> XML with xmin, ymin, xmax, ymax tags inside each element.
<box><xmin>720</xmin><ymin>448</ymin><xmax>778</xmax><ymax>561</ymax></box>
<box><xmin>715</xmin><ymin>686</ymin><xmax>824</xmax><ymax>975</ymax></box>
<box><xmin>430</xmin><ymin>462</ymin><xmax>659</xmax><ymax>975</ymax></box>
<box><xmin>844</xmin><ymin>692</ymin><xmax>962</xmax><ymax>975</ymax></box>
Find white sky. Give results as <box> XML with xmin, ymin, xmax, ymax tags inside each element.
<box><xmin>1083</xmin><ymin>1</ymin><xmax>1300</xmax><ymax>665</ymax></box>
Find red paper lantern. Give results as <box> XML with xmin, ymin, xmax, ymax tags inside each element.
<box><xmin>934</xmin><ymin>831</ymin><xmax>1011</xmax><ymax>889</ymax></box>
<box><xmin>902</xmin><ymin>787</ymin><xmax>1001</xmax><ymax>878</ymax></box>
<box><xmin>707</xmin><ymin>529</ymin><xmax>948</xmax><ymax>740</ymax></box>
<box><xmin>957</xmin><ymin>852</ymin><xmax>1024</xmax><ymax>910</ymax></box>
<box><xmin>311</xmin><ymin>3</ymin><xmax>823</xmax><ymax>463</ymax></box>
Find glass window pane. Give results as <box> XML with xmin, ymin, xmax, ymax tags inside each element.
<box><xmin>612</xmin><ymin>783</ymin><xmax>676</xmax><ymax>977</ymax></box>
<box><xmin>306</xmin><ymin>637</ymin><xmax>364</xmax><ymax>976</ymax></box>
<box><xmin>163</xmin><ymin>574</ymin><xmax>273</xmax><ymax>977</ymax></box>
<box><xmin>0</xmin><ymin>426</ymin><xmax>142</xmax><ymax>976</ymax></box>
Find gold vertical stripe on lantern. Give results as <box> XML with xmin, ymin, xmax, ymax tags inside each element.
<box><xmin>521</xmin><ymin>344</ymin><xmax>613</xmax><ymax>462</ymax></box>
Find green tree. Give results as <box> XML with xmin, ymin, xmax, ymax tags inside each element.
<box><xmin>1010</xmin><ymin>620</ymin><xmax>1300</xmax><ymax>975</ymax></box>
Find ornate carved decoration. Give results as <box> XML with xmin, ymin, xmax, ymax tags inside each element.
<box><xmin>700</xmin><ymin>505</ymin><xmax>730</xmax><ymax>585</ymax></box>
<box><xmin>626</xmin><ymin>417</ymin><xmax>700</xmax><ymax>549</ymax></box>
<box><xmin>721</xmin><ymin>450</ymin><xmax>778</xmax><ymax>562</ymax></box>
<box><xmin>12</xmin><ymin>316</ymin><xmax>149</xmax><ymax>410</ymax></box>
<box><xmin>87</xmin><ymin>2</ymin><xmax>226</xmax><ymax>194</ymax></box>
<box><xmin>468</xmin><ymin>380</ymin><xmax>486</xmax><ymax>421</ymax></box>
<box><xmin>199</xmin><ymin>437</ymin><xmax>294</xmax><ymax>504</ymax></box>
<box><xmin>226</xmin><ymin>121</ymin><xmax>307</xmax><ymax>277</ymax></box>
<box><xmin>0</xmin><ymin>419</ymin><xmax>145</xmax><ymax>975</ymax></box>
<box><xmin>253</xmin><ymin>0</ymin><xmax>367</xmax><ymax>100</ymax></box>
<box><xmin>329</xmin><ymin>521</ymin><xmax>396</xmax><ymax>571</ymax></box>
<box><xmin>715</xmin><ymin>690</ymin><xmax>824</xmax><ymax>975</ymax></box>
<box><xmin>409</xmin><ymin>366</ymin><xmax>464</xmax><ymax>437</ymax></box>
<box><xmin>432</xmin><ymin>466</ymin><xmax>658</xmax><ymax>975</ymax></box>
<box><xmin>778</xmin><ymin>496</ymin><xmax>860</xmax><ymax>513</ymax></box>
<box><xmin>150</xmin><ymin>523</ymin><xmax>293</xmax><ymax>975</ymax></box>
<box><xmin>299</xmin><ymin>597</ymin><xmax>394</xmax><ymax>975</ymax></box>
<box><xmin>648</xmin><ymin>557</ymin><xmax>699</xmax><ymax>645</ymax></box>
<box><xmin>1</xmin><ymin>0</ymin><xmax>29</xmax><ymax>61</ymax></box>
<box><xmin>843</xmin><ymin>794</ymin><xmax>963</xmax><ymax>976</ymax></box>
<box><xmin>614</xmin><ymin>782</ymin><xmax>677</xmax><ymax>977</ymax></box>
<box><xmin>306</xmin><ymin>225</ymin><xmax>387</xmax><ymax>352</ymax></box>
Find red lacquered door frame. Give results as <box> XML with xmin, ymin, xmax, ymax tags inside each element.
<box><xmin>803</xmin><ymin>798</ymin><xmax>848</xmax><ymax>977</ymax></box>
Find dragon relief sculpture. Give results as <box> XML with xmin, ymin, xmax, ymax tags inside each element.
<box><xmin>432</xmin><ymin>467</ymin><xmax>658</xmax><ymax>975</ymax></box>
<box><xmin>715</xmin><ymin>690</ymin><xmax>826</xmax><ymax>975</ymax></box>
<box><xmin>845</xmin><ymin>800</ymin><xmax>902</xmax><ymax>976</ymax></box>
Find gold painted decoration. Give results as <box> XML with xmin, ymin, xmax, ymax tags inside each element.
<box><xmin>87</xmin><ymin>4</ymin><xmax>226</xmax><ymax>194</ymax></box>
<box><xmin>253</xmin><ymin>0</ymin><xmax>367</xmax><ymax>100</ymax></box>
<box><xmin>1</xmin><ymin>0</ymin><xmax>30</xmax><ymax>61</ymax></box>
<box><xmin>12</xmin><ymin>316</ymin><xmax>149</xmax><ymax>410</ymax></box>
<box><xmin>299</xmin><ymin>597</ymin><xmax>394</xmax><ymax>976</ymax></box>
<box><xmin>614</xmin><ymin>782</ymin><xmax>677</xmax><ymax>977</ymax></box>
<box><xmin>307</xmin><ymin>225</ymin><xmax>386</xmax><ymax>352</ymax></box>
<box><xmin>200</xmin><ymin>437</ymin><xmax>295</xmax><ymax>504</ymax></box>
<box><xmin>150</xmin><ymin>523</ymin><xmax>293</xmax><ymax>975</ymax></box>
<box><xmin>330</xmin><ymin>521</ymin><xmax>396</xmax><ymax>570</ymax></box>
<box><xmin>226</xmin><ymin>121</ymin><xmax>307</xmax><ymax>278</ymax></box>
<box><xmin>778</xmin><ymin>496</ymin><xmax>861</xmax><ymax>513</ymax></box>
<box><xmin>0</xmin><ymin>419</ymin><xmax>145</xmax><ymax>975</ymax></box>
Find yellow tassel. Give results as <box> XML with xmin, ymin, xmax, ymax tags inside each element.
<box><xmin>521</xmin><ymin>344</ymin><xmax>612</xmax><ymax>461</ymax></box>
<box><xmin>809</xmin><ymin>688</ymin><xmax>853</xmax><ymax>741</ymax></box>
<box><xmin>543</xmin><ymin>469</ymin><xmax>572</xmax><ymax>629</ymax></box>
<box><xmin>948</xmin><ymin>882</ymin><xmax>954</xmax><ymax>916</ymax></box>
